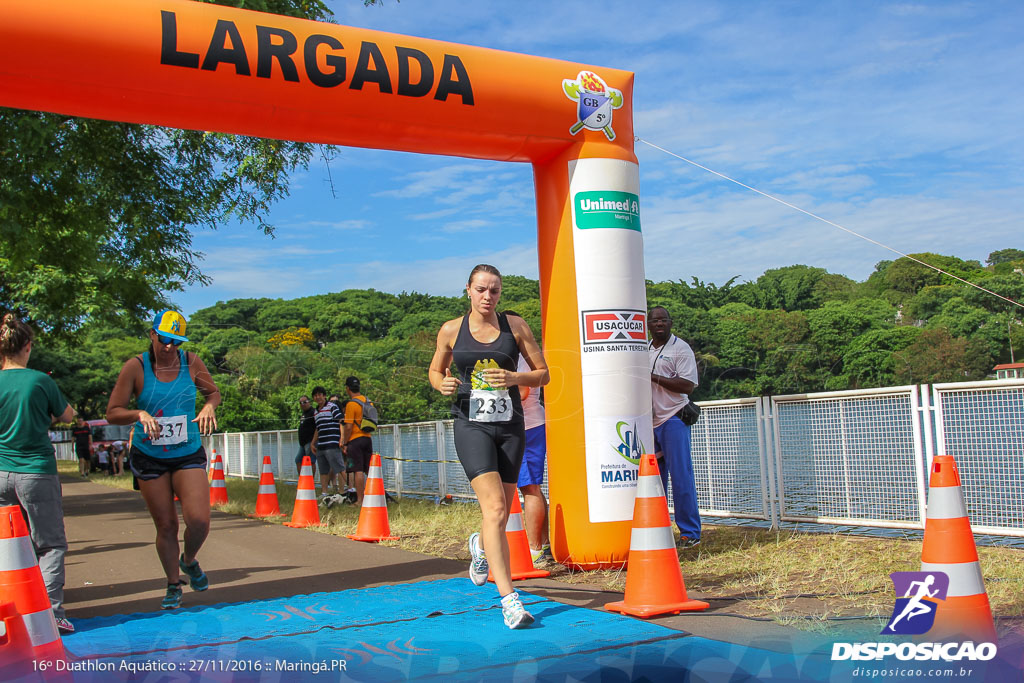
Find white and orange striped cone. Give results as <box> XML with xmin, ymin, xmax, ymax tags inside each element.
<box><xmin>606</xmin><ymin>454</ymin><xmax>709</xmax><ymax>618</ymax></box>
<box><xmin>0</xmin><ymin>506</ymin><xmax>65</xmax><ymax>666</ymax></box>
<box><xmin>209</xmin><ymin>452</ymin><xmax>228</xmax><ymax>506</ymax></box>
<box><xmin>284</xmin><ymin>456</ymin><xmax>321</xmax><ymax>528</ymax></box>
<box><xmin>250</xmin><ymin>455</ymin><xmax>285</xmax><ymax>518</ymax></box>
<box><xmin>487</xmin><ymin>493</ymin><xmax>550</xmax><ymax>581</ymax></box>
<box><xmin>207</xmin><ymin>447</ymin><xmax>221</xmax><ymax>481</ymax></box>
<box><xmin>0</xmin><ymin>600</ymin><xmax>35</xmax><ymax>679</ymax></box>
<box><xmin>920</xmin><ymin>455</ymin><xmax>996</xmax><ymax>643</ymax></box>
<box><xmin>347</xmin><ymin>453</ymin><xmax>398</xmax><ymax>542</ymax></box>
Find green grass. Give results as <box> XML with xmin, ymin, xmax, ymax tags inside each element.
<box><xmin>64</xmin><ymin>461</ymin><xmax>1024</xmax><ymax>634</ymax></box>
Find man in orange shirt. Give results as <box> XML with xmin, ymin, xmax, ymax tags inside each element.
<box><xmin>341</xmin><ymin>376</ymin><xmax>373</xmax><ymax>505</ymax></box>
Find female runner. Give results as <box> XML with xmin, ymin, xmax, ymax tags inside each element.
<box><xmin>428</xmin><ymin>264</ymin><xmax>549</xmax><ymax>629</ymax></box>
<box><xmin>107</xmin><ymin>309</ymin><xmax>220</xmax><ymax>609</ymax></box>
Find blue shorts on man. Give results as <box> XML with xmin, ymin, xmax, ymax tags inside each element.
<box><xmin>517</xmin><ymin>424</ymin><xmax>546</xmax><ymax>488</ymax></box>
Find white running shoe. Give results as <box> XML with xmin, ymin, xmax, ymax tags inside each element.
<box><xmin>501</xmin><ymin>592</ymin><xmax>534</xmax><ymax>629</ymax></box>
<box><xmin>468</xmin><ymin>532</ymin><xmax>489</xmax><ymax>586</ymax></box>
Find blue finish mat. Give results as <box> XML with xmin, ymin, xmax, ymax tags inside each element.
<box><xmin>59</xmin><ymin>578</ymin><xmax>853</xmax><ymax>681</ymax></box>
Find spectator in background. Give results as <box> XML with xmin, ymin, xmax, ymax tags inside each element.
<box><xmin>648</xmin><ymin>306</ymin><xmax>701</xmax><ymax>548</ymax></box>
<box><xmin>72</xmin><ymin>416</ymin><xmax>92</xmax><ymax>478</ymax></box>
<box><xmin>329</xmin><ymin>393</ymin><xmax>353</xmax><ymax>497</ymax></box>
<box><xmin>0</xmin><ymin>312</ymin><xmax>77</xmax><ymax>633</ymax></box>
<box><xmin>111</xmin><ymin>439</ymin><xmax>126</xmax><ymax>476</ymax></box>
<box><xmin>505</xmin><ymin>312</ymin><xmax>551</xmax><ymax>564</ymax></box>
<box><xmin>309</xmin><ymin>386</ymin><xmax>344</xmax><ymax>501</ymax></box>
<box><xmin>96</xmin><ymin>443</ymin><xmax>111</xmax><ymax>475</ymax></box>
<box><xmin>342</xmin><ymin>376</ymin><xmax>373</xmax><ymax>506</ymax></box>
<box><xmin>516</xmin><ymin>353</ymin><xmax>550</xmax><ymax>563</ymax></box>
<box><xmin>295</xmin><ymin>395</ymin><xmax>317</xmax><ymax>479</ymax></box>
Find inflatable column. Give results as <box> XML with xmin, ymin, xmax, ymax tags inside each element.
<box><xmin>536</xmin><ymin>81</ymin><xmax>652</xmax><ymax>568</ymax></box>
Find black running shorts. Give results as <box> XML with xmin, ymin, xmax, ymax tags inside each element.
<box><xmin>452</xmin><ymin>419</ymin><xmax>525</xmax><ymax>484</ymax></box>
<box><xmin>129</xmin><ymin>446</ymin><xmax>208</xmax><ymax>481</ymax></box>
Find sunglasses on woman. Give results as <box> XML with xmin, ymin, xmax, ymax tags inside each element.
<box><xmin>156</xmin><ymin>334</ymin><xmax>183</xmax><ymax>346</ymax></box>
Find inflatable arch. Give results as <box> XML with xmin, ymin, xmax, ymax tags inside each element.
<box><xmin>0</xmin><ymin>0</ymin><xmax>656</xmax><ymax>569</ymax></box>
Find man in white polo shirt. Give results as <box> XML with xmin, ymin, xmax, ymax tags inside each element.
<box><xmin>648</xmin><ymin>306</ymin><xmax>701</xmax><ymax>548</ymax></box>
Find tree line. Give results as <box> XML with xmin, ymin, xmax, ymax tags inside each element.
<box><xmin>27</xmin><ymin>251</ymin><xmax>1024</xmax><ymax>433</ymax></box>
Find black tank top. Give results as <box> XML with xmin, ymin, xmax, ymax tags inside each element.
<box><xmin>451</xmin><ymin>312</ymin><xmax>523</xmax><ymax>423</ymax></box>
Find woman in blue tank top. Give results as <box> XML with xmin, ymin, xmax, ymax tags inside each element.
<box><xmin>429</xmin><ymin>264</ymin><xmax>550</xmax><ymax>629</ymax></box>
<box><xmin>106</xmin><ymin>310</ymin><xmax>220</xmax><ymax>610</ymax></box>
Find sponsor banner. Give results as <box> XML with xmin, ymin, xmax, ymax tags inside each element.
<box><xmin>574</xmin><ymin>191</ymin><xmax>641</xmax><ymax>231</ymax></box>
<box><xmin>584</xmin><ymin>416</ymin><xmax>645</xmax><ymax>522</ymax></box>
<box><xmin>581</xmin><ymin>309</ymin><xmax>647</xmax><ymax>351</ymax></box>
<box><xmin>569</xmin><ymin>158</ymin><xmax>652</xmax><ymax>523</ymax></box>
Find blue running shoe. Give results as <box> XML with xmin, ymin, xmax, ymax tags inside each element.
<box><xmin>161</xmin><ymin>581</ymin><xmax>185</xmax><ymax>610</ymax></box>
<box><xmin>179</xmin><ymin>554</ymin><xmax>209</xmax><ymax>592</ymax></box>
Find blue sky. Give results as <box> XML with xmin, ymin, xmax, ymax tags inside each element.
<box><xmin>176</xmin><ymin>1</ymin><xmax>1024</xmax><ymax>315</ymax></box>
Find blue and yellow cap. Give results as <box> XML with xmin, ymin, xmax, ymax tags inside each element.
<box><xmin>152</xmin><ymin>309</ymin><xmax>189</xmax><ymax>343</ymax></box>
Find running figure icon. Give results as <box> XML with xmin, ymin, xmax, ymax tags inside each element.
<box><xmin>887</xmin><ymin>574</ymin><xmax>940</xmax><ymax>632</ymax></box>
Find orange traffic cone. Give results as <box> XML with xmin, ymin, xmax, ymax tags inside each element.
<box><xmin>487</xmin><ymin>493</ymin><xmax>550</xmax><ymax>581</ymax></box>
<box><xmin>207</xmin><ymin>447</ymin><xmax>220</xmax><ymax>479</ymax></box>
<box><xmin>209</xmin><ymin>452</ymin><xmax>228</xmax><ymax>506</ymax></box>
<box><xmin>920</xmin><ymin>455</ymin><xmax>996</xmax><ymax>642</ymax></box>
<box><xmin>0</xmin><ymin>506</ymin><xmax>65</xmax><ymax>665</ymax></box>
<box><xmin>347</xmin><ymin>453</ymin><xmax>398</xmax><ymax>542</ymax></box>
<box><xmin>284</xmin><ymin>456</ymin><xmax>321</xmax><ymax>528</ymax></box>
<box><xmin>605</xmin><ymin>454</ymin><xmax>709</xmax><ymax>618</ymax></box>
<box><xmin>0</xmin><ymin>600</ymin><xmax>35</xmax><ymax>679</ymax></box>
<box><xmin>250</xmin><ymin>455</ymin><xmax>285</xmax><ymax>518</ymax></box>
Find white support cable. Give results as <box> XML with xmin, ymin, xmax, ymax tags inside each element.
<box><xmin>636</xmin><ymin>136</ymin><xmax>1024</xmax><ymax>311</ymax></box>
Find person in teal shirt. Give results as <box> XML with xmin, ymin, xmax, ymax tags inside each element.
<box><xmin>0</xmin><ymin>313</ymin><xmax>76</xmax><ymax>634</ymax></box>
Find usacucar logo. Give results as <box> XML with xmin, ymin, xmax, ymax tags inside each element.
<box><xmin>582</xmin><ymin>310</ymin><xmax>646</xmax><ymax>345</ymax></box>
<box><xmin>563</xmin><ymin>71</ymin><xmax>623</xmax><ymax>140</ymax></box>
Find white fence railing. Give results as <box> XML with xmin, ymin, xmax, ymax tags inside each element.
<box><xmin>58</xmin><ymin>380</ymin><xmax>1024</xmax><ymax>538</ymax></box>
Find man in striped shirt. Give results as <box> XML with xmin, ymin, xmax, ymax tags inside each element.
<box><xmin>310</xmin><ymin>386</ymin><xmax>344</xmax><ymax>501</ymax></box>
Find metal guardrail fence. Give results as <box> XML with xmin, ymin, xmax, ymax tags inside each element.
<box><xmin>57</xmin><ymin>380</ymin><xmax>1024</xmax><ymax>538</ymax></box>
<box><xmin>769</xmin><ymin>386</ymin><xmax>926</xmax><ymax>530</ymax></box>
<box><xmin>932</xmin><ymin>380</ymin><xmax>1024</xmax><ymax>536</ymax></box>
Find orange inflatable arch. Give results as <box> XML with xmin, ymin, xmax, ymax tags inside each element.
<box><xmin>0</xmin><ymin>0</ymin><xmax>657</xmax><ymax>569</ymax></box>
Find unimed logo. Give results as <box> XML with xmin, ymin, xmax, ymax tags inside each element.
<box><xmin>573</xmin><ymin>191</ymin><xmax>640</xmax><ymax>231</ymax></box>
<box><xmin>581</xmin><ymin>310</ymin><xmax>646</xmax><ymax>345</ymax></box>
